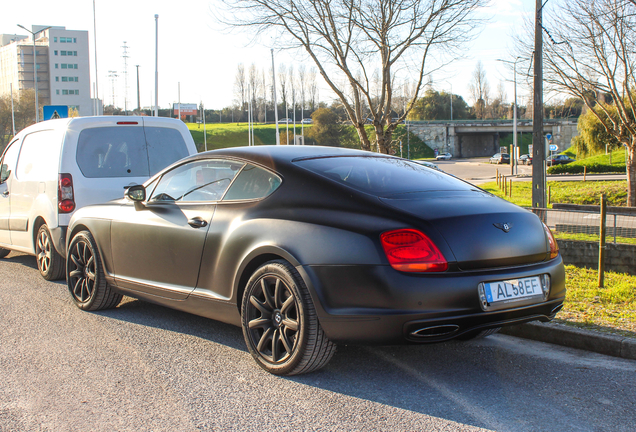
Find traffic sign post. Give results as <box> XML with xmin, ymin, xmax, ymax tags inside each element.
<box><xmin>43</xmin><ymin>105</ymin><xmax>69</xmax><ymax>120</ymax></box>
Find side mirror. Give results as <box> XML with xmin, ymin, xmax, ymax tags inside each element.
<box><xmin>0</xmin><ymin>167</ymin><xmax>10</xmax><ymax>184</ymax></box>
<box><xmin>126</xmin><ymin>184</ymin><xmax>146</xmax><ymax>202</ymax></box>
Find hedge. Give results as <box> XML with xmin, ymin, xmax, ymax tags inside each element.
<box><xmin>547</xmin><ymin>162</ymin><xmax>627</xmax><ymax>175</ymax></box>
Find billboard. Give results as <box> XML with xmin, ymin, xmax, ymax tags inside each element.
<box><xmin>173</xmin><ymin>103</ymin><xmax>198</xmax><ymax>116</ymax></box>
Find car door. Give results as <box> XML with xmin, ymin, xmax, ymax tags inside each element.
<box><xmin>0</xmin><ymin>139</ymin><xmax>22</xmax><ymax>245</ymax></box>
<box><xmin>110</xmin><ymin>158</ymin><xmax>243</xmax><ymax>299</ymax></box>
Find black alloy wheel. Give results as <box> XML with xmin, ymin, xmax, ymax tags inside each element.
<box><xmin>241</xmin><ymin>260</ymin><xmax>336</xmax><ymax>375</ymax></box>
<box><xmin>67</xmin><ymin>231</ymin><xmax>122</xmax><ymax>311</ymax></box>
<box><xmin>36</xmin><ymin>224</ymin><xmax>65</xmax><ymax>280</ymax></box>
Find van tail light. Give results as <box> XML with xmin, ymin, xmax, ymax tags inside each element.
<box><xmin>543</xmin><ymin>223</ymin><xmax>559</xmax><ymax>260</ymax></box>
<box><xmin>380</xmin><ymin>229</ymin><xmax>448</xmax><ymax>272</ymax></box>
<box><xmin>58</xmin><ymin>173</ymin><xmax>75</xmax><ymax>213</ymax></box>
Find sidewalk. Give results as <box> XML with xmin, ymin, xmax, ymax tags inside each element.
<box><xmin>500</xmin><ymin>321</ymin><xmax>636</xmax><ymax>360</ymax></box>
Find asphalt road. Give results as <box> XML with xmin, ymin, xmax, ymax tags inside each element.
<box><xmin>1</xmin><ymin>251</ymin><xmax>635</xmax><ymax>431</ymax></box>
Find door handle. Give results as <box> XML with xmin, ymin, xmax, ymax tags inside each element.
<box><xmin>1</xmin><ymin>190</ymin><xmax>8</xmax><ymax>197</ymax></box>
<box><xmin>187</xmin><ymin>217</ymin><xmax>208</xmax><ymax>228</ymax></box>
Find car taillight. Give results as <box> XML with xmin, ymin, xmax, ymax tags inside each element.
<box><xmin>380</xmin><ymin>229</ymin><xmax>448</xmax><ymax>272</ymax></box>
<box><xmin>58</xmin><ymin>173</ymin><xmax>75</xmax><ymax>213</ymax></box>
<box><xmin>543</xmin><ymin>223</ymin><xmax>559</xmax><ymax>259</ymax></box>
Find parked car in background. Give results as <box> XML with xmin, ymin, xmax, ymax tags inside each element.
<box><xmin>489</xmin><ymin>153</ymin><xmax>510</xmax><ymax>164</ymax></box>
<box><xmin>278</xmin><ymin>118</ymin><xmax>292</xmax><ymax>124</ymax></box>
<box><xmin>0</xmin><ymin>116</ymin><xmax>197</xmax><ymax>281</ymax></box>
<box><xmin>547</xmin><ymin>154</ymin><xmax>575</xmax><ymax>166</ymax></box>
<box><xmin>414</xmin><ymin>160</ymin><xmax>443</xmax><ymax>171</ymax></box>
<box><xmin>519</xmin><ymin>154</ymin><xmax>532</xmax><ymax>165</ymax></box>
<box><xmin>436</xmin><ymin>152</ymin><xmax>452</xmax><ymax>160</ymax></box>
<box><xmin>65</xmin><ymin>146</ymin><xmax>565</xmax><ymax>376</ymax></box>
<box><xmin>301</xmin><ymin>118</ymin><xmax>313</xmax><ymax>124</ymax></box>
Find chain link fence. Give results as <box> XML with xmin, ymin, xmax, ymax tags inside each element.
<box><xmin>529</xmin><ymin>208</ymin><xmax>636</xmax><ymax>245</ymax></box>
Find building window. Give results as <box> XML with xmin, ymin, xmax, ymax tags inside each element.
<box><xmin>61</xmin><ymin>64</ymin><xmax>67</xmax><ymax>69</ymax></box>
<box><xmin>55</xmin><ymin>64</ymin><xmax>58</xmax><ymax>69</ymax></box>
<box><xmin>56</xmin><ymin>90</ymin><xmax>59</xmax><ymax>95</ymax></box>
<box><xmin>73</xmin><ymin>38</ymin><xmax>76</xmax><ymax>43</ymax></box>
<box><xmin>61</xmin><ymin>51</ymin><xmax>66</xmax><ymax>56</ymax></box>
<box><xmin>62</xmin><ymin>77</ymin><xmax>67</xmax><ymax>82</ymax></box>
<box><xmin>54</xmin><ymin>37</ymin><xmax>57</xmax><ymax>42</ymax></box>
<box><xmin>55</xmin><ymin>77</ymin><xmax>59</xmax><ymax>82</ymax></box>
<box><xmin>54</xmin><ymin>50</ymin><xmax>58</xmax><ymax>55</ymax></box>
<box><xmin>62</xmin><ymin>90</ymin><xmax>68</xmax><ymax>95</ymax></box>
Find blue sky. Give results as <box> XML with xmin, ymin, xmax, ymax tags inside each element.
<box><xmin>1</xmin><ymin>0</ymin><xmax>543</xmax><ymax>110</ymax></box>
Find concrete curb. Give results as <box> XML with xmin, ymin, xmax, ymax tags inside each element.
<box><xmin>500</xmin><ymin>321</ymin><xmax>636</xmax><ymax>361</ymax></box>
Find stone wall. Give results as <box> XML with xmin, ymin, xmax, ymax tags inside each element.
<box><xmin>407</xmin><ymin>124</ymin><xmax>448</xmax><ymax>153</ymax></box>
<box><xmin>557</xmin><ymin>239</ymin><xmax>636</xmax><ymax>275</ymax></box>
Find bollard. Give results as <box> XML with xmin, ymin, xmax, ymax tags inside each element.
<box><xmin>548</xmin><ymin>184</ymin><xmax>551</xmax><ymax>205</ymax></box>
<box><xmin>496</xmin><ymin>169</ymin><xmax>499</xmax><ymax>187</ymax></box>
<box><xmin>509</xmin><ymin>179</ymin><xmax>513</xmax><ymax>198</ymax></box>
<box><xmin>584</xmin><ymin>165</ymin><xmax>587</xmax><ymax>182</ymax></box>
<box><xmin>503</xmin><ymin>176</ymin><xmax>507</xmax><ymax>195</ymax></box>
<box><xmin>598</xmin><ymin>194</ymin><xmax>606</xmax><ymax>288</ymax></box>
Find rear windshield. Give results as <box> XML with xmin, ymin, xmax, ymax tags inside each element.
<box><xmin>295</xmin><ymin>156</ymin><xmax>474</xmax><ymax>196</ymax></box>
<box><xmin>76</xmin><ymin>126</ymin><xmax>189</xmax><ymax>178</ymax></box>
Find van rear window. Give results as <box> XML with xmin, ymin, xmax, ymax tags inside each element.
<box><xmin>76</xmin><ymin>126</ymin><xmax>189</xmax><ymax>178</ymax></box>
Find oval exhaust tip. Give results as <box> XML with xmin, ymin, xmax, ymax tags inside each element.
<box><xmin>410</xmin><ymin>324</ymin><xmax>460</xmax><ymax>338</ymax></box>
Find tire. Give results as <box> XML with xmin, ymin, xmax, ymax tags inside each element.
<box><xmin>459</xmin><ymin>327</ymin><xmax>501</xmax><ymax>341</ymax></box>
<box><xmin>36</xmin><ymin>224</ymin><xmax>65</xmax><ymax>281</ymax></box>
<box><xmin>0</xmin><ymin>247</ymin><xmax>10</xmax><ymax>259</ymax></box>
<box><xmin>67</xmin><ymin>230</ymin><xmax>122</xmax><ymax>311</ymax></box>
<box><xmin>241</xmin><ymin>260</ymin><xmax>336</xmax><ymax>375</ymax></box>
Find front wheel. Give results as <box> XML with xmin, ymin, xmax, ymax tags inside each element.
<box><xmin>67</xmin><ymin>230</ymin><xmax>122</xmax><ymax>311</ymax></box>
<box><xmin>36</xmin><ymin>224</ymin><xmax>65</xmax><ymax>280</ymax></box>
<box><xmin>241</xmin><ymin>260</ymin><xmax>336</xmax><ymax>375</ymax></box>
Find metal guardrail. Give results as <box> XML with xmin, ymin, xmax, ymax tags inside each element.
<box><xmin>528</xmin><ymin>207</ymin><xmax>636</xmax><ymax>245</ymax></box>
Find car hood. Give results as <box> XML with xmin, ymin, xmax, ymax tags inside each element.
<box><xmin>379</xmin><ymin>190</ymin><xmax>549</xmax><ymax>270</ymax></box>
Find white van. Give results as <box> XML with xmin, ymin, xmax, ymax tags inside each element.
<box><xmin>0</xmin><ymin>116</ymin><xmax>198</xmax><ymax>280</ymax></box>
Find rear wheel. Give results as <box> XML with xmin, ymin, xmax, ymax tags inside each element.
<box><xmin>241</xmin><ymin>260</ymin><xmax>336</xmax><ymax>375</ymax></box>
<box><xmin>0</xmin><ymin>247</ymin><xmax>10</xmax><ymax>259</ymax></box>
<box><xmin>67</xmin><ymin>230</ymin><xmax>122</xmax><ymax>311</ymax></box>
<box><xmin>36</xmin><ymin>224</ymin><xmax>65</xmax><ymax>281</ymax></box>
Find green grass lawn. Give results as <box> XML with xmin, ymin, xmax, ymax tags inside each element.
<box><xmin>563</xmin><ymin>148</ymin><xmax>627</xmax><ymax>166</ymax></box>
<box><xmin>185</xmin><ymin>122</ymin><xmax>435</xmax><ymax>158</ymax></box>
<box><xmin>480</xmin><ymin>180</ymin><xmax>628</xmax><ymax>207</ymax></box>
<box><xmin>558</xmin><ymin>265</ymin><xmax>636</xmax><ymax>337</ymax></box>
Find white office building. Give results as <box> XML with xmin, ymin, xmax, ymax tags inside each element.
<box><xmin>0</xmin><ymin>25</ymin><xmax>99</xmax><ymax>117</ymax></box>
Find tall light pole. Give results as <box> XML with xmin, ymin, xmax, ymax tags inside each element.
<box><xmin>271</xmin><ymin>49</ymin><xmax>280</xmax><ymax>145</ymax></box>
<box><xmin>532</xmin><ymin>0</ymin><xmax>546</xmax><ymax>209</ymax></box>
<box><xmin>154</xmin><ymin>14</ymin><xmax>159</xmax><ymax>117</ymax></box>
<box><xmin>17</xmin><ymin>25</ymin><xmax>50</xmax><ymax>123</ymax></box>
<box><xmin>497</xmin><ymin>56</ymin><xmax>524</xmax><ymax>175</ymax></box>
<box><xmin>135</xmin><ymin>65</ymin><xmax>140</xmax><ymax>112</ymax></box>
<box><xmin>93</xmin><ymin>0</ymin><xmax>99</xmax><ymax>115</ymax></box>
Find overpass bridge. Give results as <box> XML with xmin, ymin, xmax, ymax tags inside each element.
<box><xmin>407</xmin><ymin>119</ymin><xmax>578</xmax><ymax>158</ymax></box>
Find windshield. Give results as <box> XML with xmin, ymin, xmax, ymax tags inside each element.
<box><xmin>295</xmin><ymin>156</ymin><xmax>475</xmax><ymax>196</ymax></box>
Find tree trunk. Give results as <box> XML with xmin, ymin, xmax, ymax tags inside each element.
<box><xmin>353</xmin><ymin>123</ymin><xmax>372</xmax><ymax>152</ymax></box>
<box><xmin>628</xmin><ymin>143</ymin><xmax>635</xmax><ymax>207</ymax></box>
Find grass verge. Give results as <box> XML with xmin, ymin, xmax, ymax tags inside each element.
<box><xmin>557</xmin><ymin>265</ymin><xmax>636</xmax><ymax>337</ymax></box>
<box><xmin>480</xmin><ymin>180</ymin><xmax>628</xmax><ymax>207</ymax></box>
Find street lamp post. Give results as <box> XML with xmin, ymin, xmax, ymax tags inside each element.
<box><xmin>497</xmin><ymin>57</ymin><xmax>523</xmax><ymax>176</ymax></box>
<box><xmin>154</xmin><ymin>14</ymin><xmax>159</xmax><ymax>117</ymax></box>
<box><xmin>17</xmin><ymin>24</ymin><xmax>50</xmax><ymax>123</ymax></box>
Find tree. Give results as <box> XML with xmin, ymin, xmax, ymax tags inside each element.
<box><xmin>574</xmin><ymin>101</ymin><xmax>624</xmax><ymax>157</ymax></box>
<box><xmin>234</xmin><ymin>64</ymin><xmax>247</xmax><ymax>121</ymax></box>
<box><xmin>219</xmin><ymin>0</ymin><xmax>487</xmax><ymax>154</ymax></box>
<box><xmin>408</xmin><ymin>89</ymin><xmax>470</xmax><ymax>120</ymax></box>
<box><xmin>468</xmin><ymin>60</ymin><xmax>490</xmax><ymax>119</ymax></box>
<box><xmin>306</xmin><ymin>108</ymin><xmax>344</xmax><ymax>147</ymax></box>
<box><xmin>529</xmin><ymin>0</ymin><xmax>636</xmax><ymax>206</ymax></box>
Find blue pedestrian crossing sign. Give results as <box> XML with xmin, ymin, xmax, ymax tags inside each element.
<box><xmin>43</xmin><ymin>105</ymin><xmax>69</xmax><ymax>120</ymax></box>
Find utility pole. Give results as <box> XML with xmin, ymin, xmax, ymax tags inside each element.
<box><xmin>154</xmin><ymin>14</ymin><xmax>159</xmax><ymax>117</ymax></box>
<box><xmin>135</xmin><ymin>65</ymin><xmax>140</xmax><ymax>112</ymax></box>
<box><xmin>532</xmin><ymin>0</ymin><xmax>546</xmax><ymax>209</ymax></box>
<box><xmin>108</xmin><ymin>70</ymin><xmax>118</xmax><ymax>107</ymax></box>
<box><xmin>121</xmin><ymin>42</ymin><xmax>130</xmax><ymax>115</ymax></box>
<box><xmin>271</xmin><ymin>49</ymin><xmax>280</xmax><ymax>145</ymax></box>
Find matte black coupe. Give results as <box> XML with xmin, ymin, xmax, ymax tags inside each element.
<box><xmin>65</xmin><ymin>146</ymin><xmax>565</xmax><ymax>375</ymax></box>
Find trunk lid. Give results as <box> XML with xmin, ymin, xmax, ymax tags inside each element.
<box><xmin>379</xmin><ymin>190</ymin><xmax>549</xmax><ymax>270</ymax></box>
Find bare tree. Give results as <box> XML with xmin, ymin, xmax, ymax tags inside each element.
<box><xmin>219</xmin><ymin>0</ymin><xmax>487</xmax><ymax>153</ymax></box>
<box><xmin>308</xmin><ymin>67</ymin><xmax>318</xmax><ymax>112</ymax></box>
<box><xmin>530</xmin><ymin>0</ymin><xmax>636</xmax><ymax>206</ymax></box>
<box><xmin>278</xmin><ymin>64</ymin><xmax>289</xmax><ymax>118</ymax></box>
<box><xmin>468</xmin><ymin>60</ymin><xmax>490</xmax><ymax>119</ymax></box>
<box><xmin>234</xmin><ymin>64</ymin><xmax>247</xmax><ymax>121</ymax></box>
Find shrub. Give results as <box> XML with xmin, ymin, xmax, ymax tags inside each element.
<box><xmin>547</xmin><ymin>163</ymin><xmax>626</xmax><ymax>174</ymax></box>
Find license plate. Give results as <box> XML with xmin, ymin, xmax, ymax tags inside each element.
<box><xmin>483</xmin><ymin>276</ymin><xmax>544</xmax><ymax>305</ymax></box>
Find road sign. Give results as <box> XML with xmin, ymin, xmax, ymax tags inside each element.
<box><xmin>546</xmin><ymin>133</ymin><xmax>552</xmax><ymax>141</ymax></box>
<box><xmin>43</xmin><ymin>105</ymin><xmax>68</xmax><ymax>120</ymax></box>
<box><xmin>549</xmin><ymin>144</ymin><xmax>558</xmax><ymax>151</ymax></box>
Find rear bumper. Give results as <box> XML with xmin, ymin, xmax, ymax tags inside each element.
<box><xmin>299</xmin><ymin>257</ymin><xmax>566</xmax><ymax>344</ymax></box>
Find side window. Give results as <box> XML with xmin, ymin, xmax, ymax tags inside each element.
<box><xmin>16</xmin><ymin>130</ymin><xmax>60</xmax><ymax>181</ymax></box>
<box><xmin>223</xmin><ymin>164</ymin><xmax>282</xmax><ymax>201</ymax></box>
<box><xmin>148</xmin><ymin>159</ymin><xmax>243</xmax><ymax>203</ymax></box>
<box><xmin>144</xmin><ymin>127</ymin><xmax>190</xmax><ymax>175</ymax></box>
<box><xmin>76</xmin><ymin>126</ymin><xmax>150</xmax><ymax>178</ymax></box>
<box><xmin>1</xmin><ymin>140</ymin><xmax>21</xmax><ymax>183</ymax></box>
